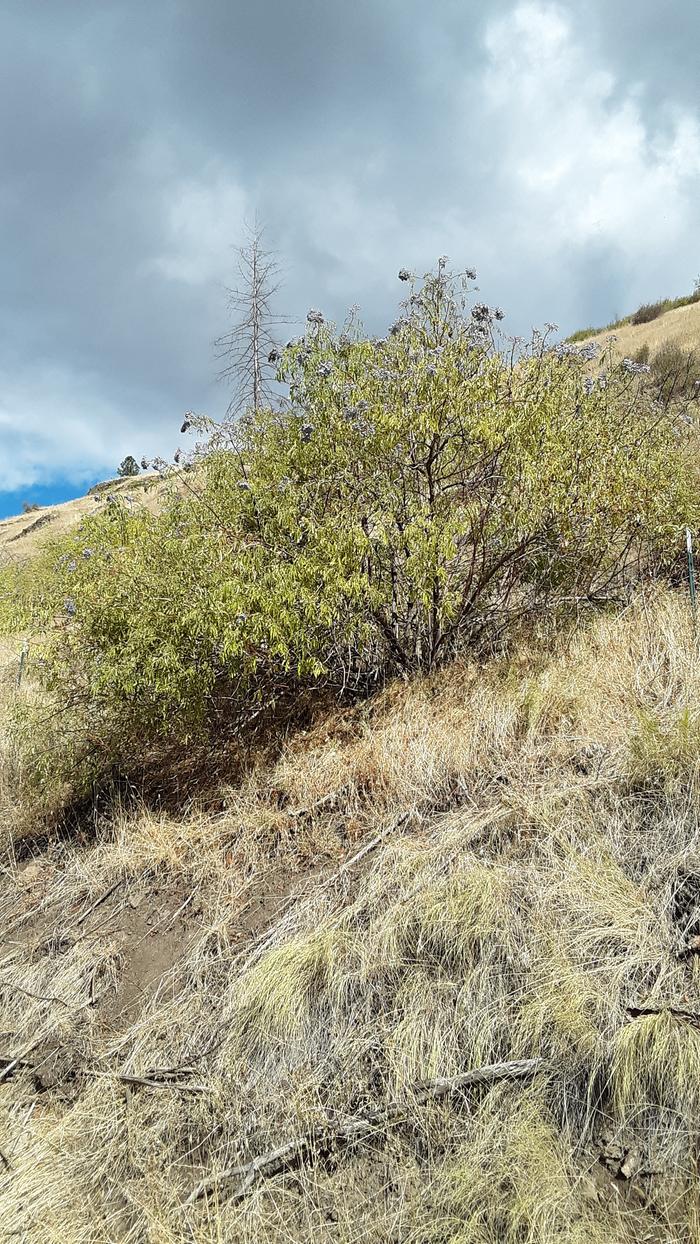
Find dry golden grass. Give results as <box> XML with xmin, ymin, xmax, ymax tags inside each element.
<box><xmin>580</xmin><ymin>298</ymin><xmax>700</xmax><ymax>360</ymax></box>
<box><xmin>0</xmin><ymin>637</ymin><xmax>23</xmax><ymax>838</ymax></box>
<box><xmin>2</xmin><ymin>588</ymin><xmax>700</xmax><ymax>1239</ymax></box>
<box><xmin>0</xmin><ymin>473</ymin><xmax>166</xmax><ymax>566</ymax></box>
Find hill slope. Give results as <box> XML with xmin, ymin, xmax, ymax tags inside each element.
<box><xmin>573</xmin><ymin>297</ymin><xmax>700</xmax><ymax>358</ymax></box>
<box><xmin>0</xmin><ymin>474</ymin><xmax>163</xmax><ymax>566</ymax></box>
<box><xmin>2</xmin><ymin>589</ymin><xmax>700</xmax><ymax>1240</ymax></box>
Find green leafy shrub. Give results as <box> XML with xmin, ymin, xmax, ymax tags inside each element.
<box><xmin>632</xmin><ymin>300</ymin><xmax>666</xmax><ymax>326</ymax></box>
<box><xmin>3</xmin><ymin>265</ymin><xmax>699</xmax><ymax>797</ymax></box>
<box><xmin>651</xmin><ymin>339</ymin><xmax>700</xmax><ymax>405</ymax></box>
<box><xmin>632</xmin><ymin>289</ymin><xmax>700</xmax><ymax>326</ymax></box>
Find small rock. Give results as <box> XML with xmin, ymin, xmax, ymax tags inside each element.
<box><xmin>18</xmin><ymin>860</ymin><xmax>44</xmax><ymax>885</ymax></box>
<box><xmin>601</xmin><ymin>1143</ymin><xmax>623</xmax><ymax>1167</ymax></box>
<box><xmin>619</xmin><ymin>1147</ymin><xmax>640</xmax><ymax>1180</ymax></box>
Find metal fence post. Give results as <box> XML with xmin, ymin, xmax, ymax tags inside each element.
<box><xmin>687</xmin><ymin>527</ymin><xmax>697</xmax><ymax>630</ymax></box>
<box><xmin>16</xmin><ymin>640</ymin><xmax>28</xmax><ymax>688</ymax></box>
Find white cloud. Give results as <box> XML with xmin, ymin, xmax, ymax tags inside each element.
<box><xmin>0</xmin><ymin>364</ymin><xmax>177</xmax><ymax>492</ymax></box>
<box><xmin>479</xmin><ymin>2</ymin><xmax>700</xmax><ymax>273</ymax></box>
<box><xmin>151</xmin><ymin>168</ymin><xmax>249</xmax><ymax>286</ymax></box>
<box><xmin>272</xmin><ymin>1</ymin><xmax>700</xmax><ymax>339</ymax></box>
<box><xmin>272</xmin><ymin>175</ymin><xmax>486</xmax><ymax>331</ymax></box>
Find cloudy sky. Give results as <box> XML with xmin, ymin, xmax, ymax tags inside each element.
<box><xmin>1</xmin><ymin>0</ymin><xmax>699</xmax><ymax>515</ymax></box>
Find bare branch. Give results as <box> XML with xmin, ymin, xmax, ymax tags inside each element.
<box><xmin>186</xmin><ymin>1058</ymin><xmax>545</xmax><ymax>1205</ymax></box>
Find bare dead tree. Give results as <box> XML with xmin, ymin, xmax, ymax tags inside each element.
<box><xmin>214</xmin><ymin>219</ymin><xmax>289</xmax><ymax>415</ymax></box>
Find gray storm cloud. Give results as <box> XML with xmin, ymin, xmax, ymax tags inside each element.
<box><xmin>1</xmin><ymin>0</ymin><xmax>699</xmax><ymax>492</ymax></box>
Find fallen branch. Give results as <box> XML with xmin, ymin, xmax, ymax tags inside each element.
<box><xmin>0</xmin><ymin>1054</ymin><xmax>35</xmax><ymax>1076</ymax></box>
<box><xmin>0</xmin><ymin>1037</ymin><xmax>44</xmax><ymax>1085</ymax></box>
<box><xmin>336</xmin><ymin>811</ymin><xmax>413</xmax><ymax>876</ymax></box>
<box><xmin>0</xmin><ymin>980</ymin><xmax>74</xmax><ymax>1008</ymax></box>
<box><xmin>89</xmin><ymin>1069</ymin><xmax>208</xmax><ymax>1094</ymax></box>
<box><xmin>116</xmin><ymin>1072</ymin><xmax>207</xmax><ymax>1094</ymax></box>
<box><xmin>186</xmin><ymin>1056</ymin><xmax>544</xmax><ymax>1206</ymax></box>
<box><xmin>74</xmin><ymin>880</ymin><xmax>124</xmax><ymax>926</ymax></box>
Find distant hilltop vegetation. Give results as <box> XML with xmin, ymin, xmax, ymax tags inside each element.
<box><xmin>566</xmin><ymin>286</ymin><xmax>700</xmax><ymax>407</ymax></box>
<box><xmin>567</xmin><ymin>284</ymin><xmax>700</xmax><ymax>344</ymax></box>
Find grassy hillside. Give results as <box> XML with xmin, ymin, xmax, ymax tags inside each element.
<box><xmin>2</xmin><ymin>593</ymin><xmax>700</xmax><ymax>1240</ymax></box>
<box><xmin>1</xmin><ymin>266</ymin><xmax>699</xmax><ymax>1241</ymax></box>
<box><xmin>0</xmin><ymin>474</ymin><xmax>163</xmax><ymax>567</ymax></box>
<box><xmin>566</xmin><ymin>287</ymin><xmax>700</xmax><ymax>346</ymax></box>
<box><xmin>572</xmin><ymin>298</ymin><xmax>700</xmax><ymax>359</ymax></box>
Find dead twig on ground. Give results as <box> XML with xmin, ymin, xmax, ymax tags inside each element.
<box><xmin>0</xmin><ymin>1038</ymin><xmax>44</xmax><ymax>1084</ymax></box>
<box><xmin>90</xmin><ymin>1069</ymin><xmax>207</xmax><ymax>1094</ymax></box>
<box><xmin>626</xmin><ymin>1004</ymin><xmax>700</xmax><ymax>1028</ymax></box>
<box><xmin>186</xmin><ymin>1057</ymin><xmax>545</xmax><ymax>1205</ymax></box>
<box><xmin>73</xmin><ymin>880</ymin><xmax>124</xmax><ymax>927</ymax></box>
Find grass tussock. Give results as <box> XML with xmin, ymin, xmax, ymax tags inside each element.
<box><xmin>610</xmin><ymin>1009</ymin><xmax>700</xmax><ymax>1123</ymax></box>
<box><xmin>4</xmin><ymin>588</ymin><xmax>700</xmax><ymax>1238</ymax></box>
<box><xmin>420</xmin><ymin>1091</ymin><xmax>620</xmax><ymax>1244</ymax></box>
